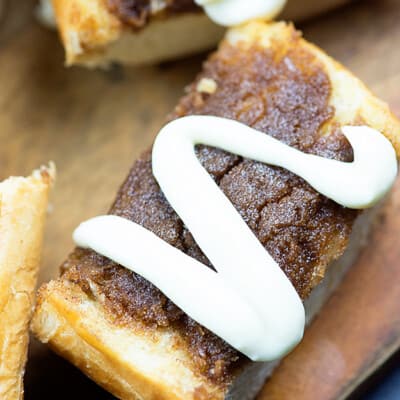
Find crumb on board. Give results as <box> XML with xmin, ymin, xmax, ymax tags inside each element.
<box><xmin>196</xmin><ymin>78</ymin><xmax>218</xmax><ymax>94</ymax></box>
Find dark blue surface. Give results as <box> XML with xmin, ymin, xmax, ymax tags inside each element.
<box><xmin>364</xmin><ymin>365</ymin><xmax>400</xmax><ymax>400</ymax></box>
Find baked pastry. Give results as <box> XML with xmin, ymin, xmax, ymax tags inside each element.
<box><xmin>0</xmin><ymin>165</ymin><xmax>55</xmax><ymax>400</ymax></box>
<box><xmin>32</xmin><ymin>21</ymin><xmax>400</xmax><ymax>400</ymax></box>
<box><xmin>41</xmin><ymin>0</ymin><xmax>351</xmax><ymax>67</ymax></box>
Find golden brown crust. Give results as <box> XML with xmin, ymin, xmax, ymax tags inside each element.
<box><xmin>0</xmin><ymin>165</ymin><xmax>55</xmax><ymax>400</ymax></box>
<box><xmin>51</xmin><ymin>0</ymin><xmax>121</xmax><ymax>64</ymax></box>
<box><xmin>32</xmin><ymin>280</ymin><xmax>225</xmax><ymax>400</ymax></box>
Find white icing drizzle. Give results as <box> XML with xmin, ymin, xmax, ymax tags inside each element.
<box><xmin>194</xmin><ymin>0</ymin><xmax>287</xmax><ymax>27</ymax></box>
<box><xmin>36</xmin><ymin>0</ymin><xmax>57</xmax><ymax>28</ymax></box>
<box><xmin>74</xmin><ymin>115</ymin><xmax>397</xmax><ymax>362</ymax></box>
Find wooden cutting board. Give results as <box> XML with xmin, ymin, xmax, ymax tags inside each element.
<box><xmin>0</xmin><ymin>0</ymin><xmax>399</xmax><ymax>398</ymax></box>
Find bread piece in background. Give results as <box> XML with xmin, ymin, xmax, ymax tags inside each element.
<box><xmin>0</xmin><ymin>164</ymin><xmax>55</xmax><ymax>400</ymax></box>
<box><xmin>40</xmin><ymin>0</ymin><xmax>352</xmax><ymax>67</ymax></box>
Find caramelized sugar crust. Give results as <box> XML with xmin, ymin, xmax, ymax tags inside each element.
<box><xmin>62</xmin><ymin>31</ymin><xmax>357</xmax><ymax>386</ymax></box>
<box><xmin>107</xmin><ymin>0</ymin><xmax>200</xmax><ymax>29</ymax></box>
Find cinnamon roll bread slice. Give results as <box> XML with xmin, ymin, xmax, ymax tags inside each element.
<box><xmin>32</xmin><ymin>22</ymin><xmax>400</xmax><ymax>400</ymax></box>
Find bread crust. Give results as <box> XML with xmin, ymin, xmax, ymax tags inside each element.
<box><xmin>0</xmin><ymin>165</ymin><xmax>55</xmax><ymax>400</ymax></box>
<box><xmin>32</xmin><ymin>280</ymin><xmax>225</xmax><ymax>400</ymax></box>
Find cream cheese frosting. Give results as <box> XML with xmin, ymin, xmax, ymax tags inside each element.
<box><xmin>73</xmin><ymin>115</ymin><xmax>397</xmax><ymax>362</ymax></box>
<box><xmin>194</xmin><ymin>0</ymin><xmax>287</xmax><ymax>26</ymax></box>
<box><xmin>36</xmin><ymin>0</ymin><xmax>57</xmax><ymax>28</ymax></box>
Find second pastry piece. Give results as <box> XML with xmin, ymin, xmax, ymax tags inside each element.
<box><xmin>0</xmin><ymin>166</ymin><xmax>54</xmax><ymax>400</ymax></box>
<box><xmin>46</xmin><ymin>0</ymin><xmax>351</xmax><ymax>67</ymax></box>
<box><xmin>32</xmin><ymin>21</ymin><xmax>400</xmax><ymax>400</ymax></box>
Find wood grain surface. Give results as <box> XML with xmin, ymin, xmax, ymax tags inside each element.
<box><xmin>0</xmin><ymin>0</ymin><xmax>399</xmax><ymax>399</ymax></box>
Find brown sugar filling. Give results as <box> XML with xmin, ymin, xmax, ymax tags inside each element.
<box><xmin>107</xmin><ymin>0</ymin><xmax>201</xmax><ymax>30</ymax></box>
<box><xmin>61</xmin><ymin>34</ymin><xmax>358</xmax><ymax>387</ymax></box>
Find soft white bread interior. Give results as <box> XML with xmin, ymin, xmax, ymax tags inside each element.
<box><xmin>0</xmin><ymin>164</ymin><xmax>55</xmax><ymax>400</ymax></box>
<box><xmin>32</xmin><ymin>21</ymin><xmax>400</xmax><ymax>400</ymax></box>
<box><xmin>44</xmin><ymin>0</ymin><xmax>352</xmax><ymax>68</ymax></box>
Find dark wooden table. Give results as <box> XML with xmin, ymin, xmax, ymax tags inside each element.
<box><xmin>0</xmin><ymin>0</ymin><xmax>399</xmax><ymax>398</ymax></box>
